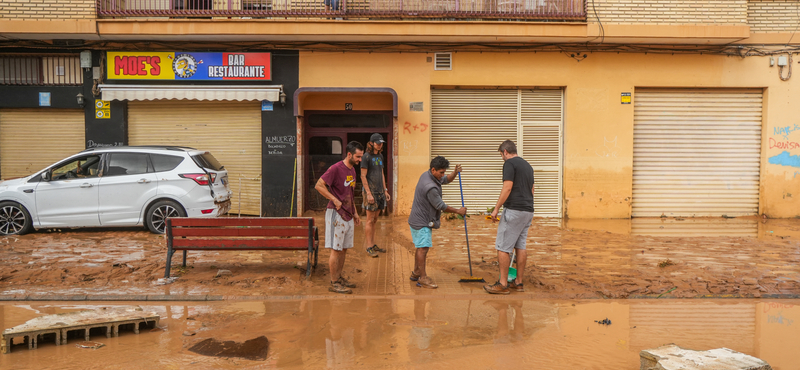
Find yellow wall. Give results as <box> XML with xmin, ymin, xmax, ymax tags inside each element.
<box><xmin>300</xmin><ymin>51</ymin><xmax>800</xmax><ymax>218</ymax></box>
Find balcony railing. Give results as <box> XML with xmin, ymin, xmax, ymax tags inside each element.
<box><xmin>97</xmin><ymin>0</ymin><xmax>586</xmax><ymax>21</ymax></box>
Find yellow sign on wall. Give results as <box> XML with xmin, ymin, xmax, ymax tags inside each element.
<box><xmin>95</xmin><ymin>99</ymin><xmax>111</xmax><ymax>119</ymax></box>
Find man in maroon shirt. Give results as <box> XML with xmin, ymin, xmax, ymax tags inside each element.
<box><xmin>315</xmin><ymin>141</ymin><xmax>364</xmax><ymax>294</ymax></box>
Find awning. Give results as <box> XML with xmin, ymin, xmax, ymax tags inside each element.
<box><xmin>99</xmin><ymin>84</ymin><xmax>283</xmax><ymax>102</ymax></box>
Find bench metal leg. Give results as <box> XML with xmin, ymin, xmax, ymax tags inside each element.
<box><xmin>182</xmin><ymin>250</ymin><xmax>187</xmax><ymax>267</ymax></box>
<box><xmin>164</xmin><ymin>250</ymin><xmax>174</xmax><ymax>278</ymax></box>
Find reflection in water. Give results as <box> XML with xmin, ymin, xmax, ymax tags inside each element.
<box><xmin>631</xmin><ymin>218</ymin><xmax>759</xmax><ymax>238</ymax></box>
<box><xmin>1</xmin><ymin>299</ymin><xmax>799</xmax><ymax>370</ymax></box>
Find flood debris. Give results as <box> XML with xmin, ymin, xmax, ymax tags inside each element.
<box><xmin>594</xmin><ymin>318</ymin><xmax>611</xmax><ymax>325</ymax></box>
<box><xmin>75</xmin><ymin>341</ymin><xmax>105</xmax><ymax>350</ymax></box>
<box><xmin>215</xmin><ymin>269</ymin><xmax>232</xmax><ymax>278</ymax></box>
<box><xmin>188</xmin><ymin>336</ymin><xmax>269</xmax><ymax>361</ymax></box>
<box><xmin>640</xmin><ymin>344</ymin><xmax>772</xmax><ymax>370</ymax></box>
<box><xmin>2</xmin><ymin>306</ymin><xmax>159</xmax><ymax>354</ymax></box>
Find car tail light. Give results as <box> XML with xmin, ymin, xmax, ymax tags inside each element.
<box><xmin>209</xmin><ymin>173</ymin><xmax>217</xmax><ymax>183</ymax></box>
<box><xmin>201</xmin><ymin>209</ymin><xmax>214</xmax><ymax>214</ymax></box>
<box><xmin>179</xmin><ymin>173</ymin><xmax>210</xmax><ymax>185</ymax></box>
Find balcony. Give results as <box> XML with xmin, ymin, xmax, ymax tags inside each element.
<box><xmin>96</xmin><ymin>0</ymin><xmax>586</xmax><ymax>21</ymax></box>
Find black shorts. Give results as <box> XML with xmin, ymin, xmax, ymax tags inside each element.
<box><xmin>362</xmin><ymin>188</ymin><xmax>387</xmax><ymax>211</ymax></box>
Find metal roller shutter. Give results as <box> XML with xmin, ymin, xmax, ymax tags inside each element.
<box><xmin>521</xmin><ymin>90</ymin><xmax>563</xmax><ymax>217</ymax></box>
<box><xmin>128</xmin><ymin>101</ymin><xmax>262</xmax><ymax>216</ymax></box>
<box><xmin>431</xmin><ymin>89</ymin><xmax>563</xmax><ymax>217</ymax></box>
<box><xmin>0</xmin><ymin>109</ymin><xmax>85</xmax><ymax>180</ymax></box>
<box><xmin>632</xmin><ymin>89</ymin><xmax>763</xmax><ymax>217</ymax></box>
<box><xmin>431</xmin><ymin>90</ymin><xmax>518</xmax><ymax>213</ymax></box>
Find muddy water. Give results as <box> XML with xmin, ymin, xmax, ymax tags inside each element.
<box><xmin>0</xmin><ymin>216</ymin><xmax>798</xmax><ymax>299</ymax></box>
<box><xmin>1</xmin><ymin>299</ymin><xmax>799</xmax><ymax>370</ymax></box>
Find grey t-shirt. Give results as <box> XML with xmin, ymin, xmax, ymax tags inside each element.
<box><xmin>360</xmin><ymin>152</ymin><xmax>385</xmax><ymax>193</ymax></box>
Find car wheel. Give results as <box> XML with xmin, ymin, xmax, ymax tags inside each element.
<box><xmin>146</xmin><ymin>200</ymin><xmax>186</xmax><ymax>234</ymax></box>
<box><xmin>0</xmin><ymin>201</ymin><xmax>33</xmax><ymax>236</ymax></box>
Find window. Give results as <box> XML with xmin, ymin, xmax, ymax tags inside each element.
<box><xmin>106</xmin><ymin>153</ymin><xmax>150</xmax><ymax>176</ymax></box>
<box><xmin>0</xmin><ymin>55</ymin><xmax>83</xmax><ymax>86</ymax></box>
<box><xmin>150</xmin><ymin>154</ymin><xmax>184</xmax><ymax>172</ymax></box>
<box><xmin>51</xmin><ymin>155</ymin><xmax>102</xmax><ymax>181</ymax></box>
<box><xmin>191</xmin><ymin>152</ymin><xmax>224</xmax><ymax>171</ymax></box>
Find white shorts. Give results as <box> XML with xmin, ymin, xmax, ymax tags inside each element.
<box><xmin>325</xmin><ymin>208</ymin><xmax>354</xmax><ymax>251</ymax></box>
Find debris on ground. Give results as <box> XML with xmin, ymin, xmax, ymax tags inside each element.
<box><xmin>215</xmin><ymin>269</ymin><xmax>232</xmax><ymax>278</ymax></box>
<box><xmin>2</xmin><ymin>306</ymin><xmax>159</xmax><ymax>354</ymax></box>
<box><xmin>75</xmin><ymin>341</ymin><xmax>105</xmax><ymax>349</ymax></box>
<box><xmin>188</xmin><ymin>336</ymin><xmax>269</xmax><ymax>361</ymax></box>
<box><xmin>594</xmin><ymin>318</ymin><xmax>611</xmax><ymax>325</ymax></box>
<box><xmin>640</xmin><ymin>344</ymin><xmax>772</xmax><ymax>370</ymax></box>
<box><xmin>153</xmin><ymin>277</ymin><xmax>178</xmax><ymax>285</ymax></box>
<box><xmin>658</xmin><ymin>259</ymin><xmax>675</xmax><ymax>268</ymax></box>
<box><xmin>183</xmin><ymin>331</ymin><xmax>197</xmax><ymax>336</ymax></box>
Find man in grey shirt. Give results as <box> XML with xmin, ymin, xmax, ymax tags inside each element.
<box><xmin>407</xmin><ymin>156</ymin><xmax>466</xmax><ymax>289</ymax></box>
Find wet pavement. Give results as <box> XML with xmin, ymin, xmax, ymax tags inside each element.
<box><xmin>1</xmin><ymin>216</ymin><xmax>800</xmax><ymax>368</ymax></box>
<box><xmin>0</xmin><ymin>215</ymin><xmax>799</xmax><ymax>299</ymax></box>
<box><xmin>1</xmin><ymin>299</ymin><xmax>799</xmax><ymax>369</ymax></box>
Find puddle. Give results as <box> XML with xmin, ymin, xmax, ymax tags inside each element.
<box><xmin>1</xmin><ymin>299</ymin><xmax>799</xmax><ymax>369</ymax></box>
<box><xmin>189</xmin><ymin>336</ymin><xmax>269</xmax><ymax>361</ymax></box>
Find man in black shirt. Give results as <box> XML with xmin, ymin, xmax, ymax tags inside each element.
<box><xmin>485</xmin><ymin>140</ymin><xmax>535</xmax><ymax>295</ymax></box>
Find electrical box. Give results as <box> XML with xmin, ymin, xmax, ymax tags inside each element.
<box><xmin>778</xmin><ymin>56</ymin><xmax>788</xmax><ymax>67</ymax></box>
<box><xmin>80</xmin><ymin>51</ymin><xmax>92</xmax><ymax>69</ymax></box>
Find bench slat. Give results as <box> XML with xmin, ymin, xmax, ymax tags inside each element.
<box><xmin>172</xmin><ymin>238</ymin><xmax>309</xmax><ymax>249</ymax></box>
<box><xmin>171</xmin><ymin>228</ymin><xmax>310</xmax><ymax>237</ymax></box>
<box><xmin>170</xmin><ymin>217</ymin><xmax>312</xmax><ymax>227</ymax></box>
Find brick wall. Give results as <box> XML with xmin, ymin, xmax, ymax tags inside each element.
<box><xmin>588</xmin><ymin>0</ymin><xmax>748</xmax><ymax>25</ymax></box>
<box><xmin>749</xmin><ymin>0</ymin><xmax>800</xmax><ymax>32</ymax></box>
<box><xmin>0</xmin><ymin>0</ymin><xmax>95</xmax><ymax>19</ymax></box>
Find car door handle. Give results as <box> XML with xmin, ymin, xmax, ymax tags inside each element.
<box><xmin>23</xmin><ymin>189</ymin><xmax>34</xmax><ymax>193</ymax></box>
<box><xmin>80</xmin><ymin>183</ymin><xmax>93</xmax><ymax>188</ymax></box>
<box><xmin>138</xmin><ymin>179</ymin><xmax>151</xmax><ymax>184</ymax></box>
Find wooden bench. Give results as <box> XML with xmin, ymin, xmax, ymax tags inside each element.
<box><xmin>164</xmin><ymin>217</ymin><xmax>319</xmax><ymax>279</ymax></box>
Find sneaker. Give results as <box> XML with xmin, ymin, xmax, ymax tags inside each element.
<box><xmin>483</xmin><ymin>281</ymin><xmax>510</xmax><ymax>295</ymax></box>
<box><xmin>416</xmin><ymin>276</ymin><xmax>438</xmax><ymax>289</ymax></box>
<box><xmin>372</xmin><ymin>244</ymin><xmax>387</xmax><ymax>253</ymax></box>
<box><xmin>409</xmin><ymin>271</ymin><xmax>421</xmax><ymax>281</ymax></box>
<box><xmin>366</xmin><ymin>246</ymin><xmax>379</xmax><ymax>258</ymax></box>
<box><xmin>337</xmin><ymin>276</ymin><xmax>356</xmax><ymax>288</ymax></box>
<box><xmin>329</xmin><ymin>282</ymin><xmax>352</xmax><ymax>294</ymax></box>
<box><xmin>508</xmin><ymin>280</ymin><xmax>524</xmax><ymax>292</ymax></box>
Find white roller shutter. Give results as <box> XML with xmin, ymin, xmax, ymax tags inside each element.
<box><xmin>521</xmin><ymin>90</ymin><xmax>563</xmax><ymax>217</ymax></box>
<box><xmin>0</xmin><ymin>109</ymin><xmax>85</xmax><ymax>180</ymax></box>
<box><xmin>128</xmin><ymin>101</ymin><xmax>262</xmax><ymax>216</ymax></box>
<box><xmin>431</xmin><ymin>90</ymin><xmax>518</xmax><ymax>212</ymax></box>
<box><xmin>632</xmin><ymin>89</ymin><xmax>762</xmax><ymax>217</ymax></box>
<box><xmin>431</xmin><ymin>89</ymin><xmax>563</xmax><ymax>217</ymax></box>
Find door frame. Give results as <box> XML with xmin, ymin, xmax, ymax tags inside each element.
<box><xmin>302</xmin><ymin>110</ymin><xmax>394</xmax><ymax>214</ymax></box>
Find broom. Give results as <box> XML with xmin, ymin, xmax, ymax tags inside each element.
<box><xmin>457</xmin><ymin>173</ymin><xmax>486</xmax><ymax>283</ymax></box>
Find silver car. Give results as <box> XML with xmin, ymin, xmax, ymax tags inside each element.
<box><xmin>0</xmin><ymin>146</ymin><xmax>232</xmax><ymax>235</ymax></box>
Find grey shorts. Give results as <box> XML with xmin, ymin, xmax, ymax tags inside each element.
<box><xmin>325</xmin><ymin>209</ymin><xmax>354</xmax><ymax>251</ymax></box>
<box><xmin>495</xmin><ymin>208</ymin><xmax>534</xmax><ymax>253</ymax></box>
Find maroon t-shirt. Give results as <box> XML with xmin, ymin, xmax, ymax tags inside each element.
<box><xmin>320</xmin><ymin>160</ymin><xmax>357</xmax><ymax>221</ymax></box>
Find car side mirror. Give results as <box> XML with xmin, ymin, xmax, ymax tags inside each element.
<box><xmin>41</xmin><ymin>171</ymin><xmax>51</xmax><ymax>182</ymax></box>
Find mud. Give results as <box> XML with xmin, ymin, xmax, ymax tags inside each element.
<box><xmin>1</xmin><ymin>299</ymin><xmax>798</xmax><ymax>369</ymax></box>
<box><xmin>188</xmin><ymin>336</ymin><xmax>269</xmax><ymax>361</ymax></box>
<box><xmin>0</xmin><ymin>215</ymin><xmax>798</xmax><ymax>299</ymax></box>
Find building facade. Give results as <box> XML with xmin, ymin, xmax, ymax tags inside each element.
<box><xmin>1</xmin><ymin>0</ymin><xmax>799</xmax><ymax>219</ymax></box>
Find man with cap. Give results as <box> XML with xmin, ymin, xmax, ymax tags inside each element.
<box><xmin>361</xmin><ymin>133</ymin><xmax>390</xmax><ymax>257</ymax></box>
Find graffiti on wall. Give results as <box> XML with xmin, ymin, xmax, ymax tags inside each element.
<box><xmin>768</xmin><ymin>124</ymin><xmax>800</xmax><ymax>170</ymax></box>
<box><xmin>595</xmin><ymin>136</ymin><xmax>619</xmax><ymax>158</ymax></box>
<box><xmin>403</xmin><ymin>122</ymin><xmax>429</xmax><ymax>134</ymax></box>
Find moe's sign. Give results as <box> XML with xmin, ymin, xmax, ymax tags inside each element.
<box><xmin>107</xmin><ymin>52</ymin><xmax>271</xmax><ymax>81</ymax></box>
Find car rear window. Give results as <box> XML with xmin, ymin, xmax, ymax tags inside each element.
<box><xmin>150</xmin><ymin>154</ymin><xmax>184</xmax><ymax>172</ymax></box>
<box><xmin>192</xmin><ymin>152</ymin><xmax>224</xmax><ymax>171</ymax></box>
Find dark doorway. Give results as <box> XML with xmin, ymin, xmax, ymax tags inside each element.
<box><xmin>304</xmin><ymin>111</ymin><xmax>393</xmax><ymax>214</ymax></box>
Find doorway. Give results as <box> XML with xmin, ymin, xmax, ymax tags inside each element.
<box><xmin>304</xmin><ymin>111</ymin><xmax>393</xmax><ymax>214</ymax></box>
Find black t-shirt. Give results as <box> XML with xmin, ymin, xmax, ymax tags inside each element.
<box><xmin>360</xmin><ymin>151</ymin><xmax>385</xmax><ymax>193</ymax></box>
<box><xmin>502</xmin><ymin>156</ymin><xmax>534</xmax><ymax>213</ymax></box>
